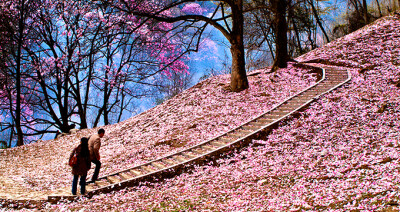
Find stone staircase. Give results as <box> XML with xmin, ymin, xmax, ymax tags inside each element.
<box><xmin>46</xmin><ymin>65</ymin><xmax>351</xmax><ymax>203</ymax></box>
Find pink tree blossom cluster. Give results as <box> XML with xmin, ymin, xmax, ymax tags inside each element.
<box><xmin>181</xmin><ymin>3</ymin><xmax>207</xmax><ymax>15</ymax></box>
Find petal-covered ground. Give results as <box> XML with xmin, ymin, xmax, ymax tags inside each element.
<box><xmin>3</xmin><ymin>14</ymin><xmax>400</xmax><ymax>211</ymax></box>
<box><xmin>0</xmin><ymin>58</ymin><xmax>316</xmax><ymax>201</ymax></box>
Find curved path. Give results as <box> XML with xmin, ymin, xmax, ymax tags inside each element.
<box><xmin>2</xmin><ymin>65</ymin><xmax>352</xmax><ymax>207</ymax></box>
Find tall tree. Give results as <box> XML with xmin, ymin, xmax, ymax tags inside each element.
<box><xmin>0</xmin><ymin>0</ymin><xmax>40</xmax><ymax>146</ymax></box>
<box><xmin>106</xmin><ymin>0</ymin><xmax>250</xmax><ymax>92</ymax></box>
<box><xmin>244</xmin><ymin>0</ymin><xmax>322</xmax><ymax>71</ymax></box>
<box><xmin>271</xmin><ymin>0</ymin><xmax>289</xmax><ymax>71</ymax></box>
<box><xmin>307</xmin><ymin>0</ymin><xmax>330</xmax><ymax>43</ymax></box>
<box><xmin>362</xmin><ymin>0</ymin><xmax>369</xmax><ymax>23</ymax></box>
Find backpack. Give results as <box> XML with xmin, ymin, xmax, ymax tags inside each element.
<box><xmin>69</xmin><ymin>149</ymin><xmax>78</xmax><ymax>167</ymax></box>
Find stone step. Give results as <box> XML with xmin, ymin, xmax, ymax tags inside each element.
<box><xmin>263</xmin><ymin>114</ymin><xmax>283</xmax><ymax>120</ymax></box>
<box><xmin>142</xmin><ymin>165</ymin><xmax>158</xmax><ymax>173</ymax></box>
<box><xmin>107</xmin><ymin>175</ymin><xmax>122</xmax><ymax>184</ymax></box>
<box><xmin>326</xmin><ymin>74</ymin><xmax>346</xmax><ymax>77</ymax></box>
<box><xmin>295</xmin><ymin>95</ymin><xmax>316</xmax><ymax>99</ymax></box>
<box><xmin>305</xmin><ymin>90</ymin><xmax>324</xmax><ymax>94</ymax></box>
<box><xmin>309</xmin><ymin>86</ymin><xmax>328</xmax><ymax>90</ymax></box>
<box><xmin>234</xmin><ymin>129</ymin><xmax>253</xmax><ymax>134</ymax></box>
<box><xmin>119</xmin><ymin>172</ymin><xmax>135</xmax><ymax>181</ymax></box>
<box><xmin>242</xmin><ymin>125</ymin><xmax>261</xmax><ymax>131</ymax></box>
<box><xmin>163</xmin><ymin>158</ymin><xmax>179</xmax><ymax>166</ymax></box>
<box><xmin>292</xmin><ymin>97</ymin><xmax>314</xmax><ymax>101</ymax></box>
<box><xmin>289</xmin><ymin>97</ymin><xmax>309</xmax><ymax>101</ymax></box>
<box><xmin>327</xmin><ymin>77</ymin><xmax>347</xmax><ymax>80</ymax></box>
<box><xmin>269</xmin><ymin>111</ymin><xmax>289</xmax><ymax>116</ymax></box>
<box><xmin>211</xmin><ymin>140</ymin><xmax>229</xmax><ymax>147</ymax></box>
<box><xmin>298</xmin><ymin>92</ymin><xmax>317</xmax><ymax>96</ymax></box>
<box><xmin>182</xmin><ymin>151</ymin><xmax>198</xmax><ymax>159</ymax></box>
<box><xmin>325</xmin><ymin>75</ymin><xmax>345</xmax><ymax>77</ymax></box>
<box><xmin>257</xmin><ymin>118</ymin><xmax>276</xmax><ymax>123</ymax></box>
<box><xmin>325</xmin><ymin>81</ymin><xmax>344</xmax><ymax>84</ymax></box>
<box><xmin>298</xmin><ymin>92</ymin><xmax>319</xmax><ymax>96</ymax></box>
<box><xmin>86</xmin><ymin>183</ymin><xmax>98</xmax><ymax>191</ymax></box>
<box><xmin>277</xmin><ymin>106</ymin><xmax>300</xmax><ymax>111</ymax></box>
<box><xmin>152</xmin><ymin>161</ymin><xmax>167</xmax><ymax>170</ymax></box>
<box><xmin>265</xmin><ymin>113</ymin><xmax>283</xmax><ymax>117</ymax></box>
<box><xmin>325</xmin><ymin>73</ymin><xmax>346</xmax><ymax>76</ymax></box>
<box><xmin>310</xmin><ymin>85</ymin><xmax>327</xmax><ymax>89</ymax></box>
<box><xmin>306</xmin><ymin>90</ymin><xmax>326</xmax><ymax>95</ymax></box>
<box><xmin>201</xmin><ymin>144</ymin><xmax>218</xmax><ymax>151</ymax></box>
<box><xmin>95</xmin><ymin>179</ymin><xmax>110</xmax><ymax>188</ymax></box>
<box><xmin>301</xmin><ymin>91</ymin><xmax>321</xmax><ymax>96</ymax></box>
<box><xmin>324</xmin><ymin>78</ymin><xmax>344</xmax><ymax>82</ymax></box>
<box><xmin>289</xmin><ymin>98</ymin><xmax>312</xmax><ymax>103</ymax></box>
<box><xmin>285</xmin><ymin>100</ymin><xmax>304</xmax><ymax>105</ymax></box>
<box><xmin>325</xmin><ymin>73</ymin><xmax>342</xmax><ymax>75</ymax></box>
<box><xmin>227</xmin><ymin>132</ymin><xmax>246</xmax><ymax>139</ymax></box>
<box><xmin>173</xmin><ymin>155</ymin><xmax>189</xmax><ymax>163</ymax></box>
<box><xmin>279</xmin><ymin>103</ymin><xmax>303</xmax><ymax>108</ymax></box>
<box><xmin>249</xmin><ymin>121</ymin><xmax>267</xmax><ymax>127</ymax></box>
<box><xmin>326</xmin><ymin>79</ymin><xmax>346</xmax><ymax>82</ymax></box>
<box><xmin>129</xmin><ymin>169</ymin><xmax>143</xmax><ymax>176</ymax></box>
<box><xmin>218</xmin><ymin>137</ymin><xmax>234</xmax><ymax>143</ymax></box>
<box><xmin>191</xmin><ymin>148</ymin><xmax>208</xmax><ymax>155</ymax></box>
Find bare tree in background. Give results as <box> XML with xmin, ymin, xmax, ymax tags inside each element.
<box><xmin>244</xmin><ymin>0</ymin><xmax>328</xmax><ymax>71</ymax></box>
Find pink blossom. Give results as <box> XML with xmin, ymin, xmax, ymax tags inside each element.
<box><xmin>181</xmin><ymin>3</ymin><xmax>207</xmax><ymax>15</ymax></box>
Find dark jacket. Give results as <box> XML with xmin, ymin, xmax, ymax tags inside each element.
<box><xmin>70</xmin><ymin>144</ymin><xmax>91</xmax><ymax>176</ymax></box>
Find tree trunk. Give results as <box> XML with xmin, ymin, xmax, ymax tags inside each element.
<box><xmin>15</xmin><ymin>0</ymin><xmax>25</xmax><ymax>146</ymax></box>
<box><xmin>272</xmin><ymin>0</ymin><xmax>289</xmax><ymax>71</ymax></box>
<box><xmin>60</xmin><ymin>67</ymin><xmax>71</xmax><ymax>133</ymax></box>
<box><xmin>103</xmin><ymin>38</ymin><xmax>111</xmax><ymax>125</ymax></box>
<box><xmin>230</xmin><ymin>43</ymin><xmax>248</xmax><ymax>92</ymax></box>
<box><xmin>375</xmin><ymin>0</ymin><xmax>382</xmax><ymax>17</ymax></box>
<box><xmin>289</xmin><ymin>5</ymin><xmax>303</xmax><ymax>55</ymax></box>
<box><xmin>362</xmin><ymin>0</ymin><xmax>369</xmax><ymax>23</ymax></box>
<box><xmin>308</xmin><ymin>0</ymin><xmax>330</xmax><ymax>43</ymax></box>
<box><xmin>230</xmin><ymin>0</ymin><xmax>248</xmax><ymax>92</ymax></box>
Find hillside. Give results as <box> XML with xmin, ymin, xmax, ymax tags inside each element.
<box><xmin>2</xmin><ymin>14</ymin><xmax>400</xmax><ymax>211</ymax></box>
<box><xmin>0</xmin><ymin>57</ymin><xmax>316</xmax><ymax>200</ymax></box>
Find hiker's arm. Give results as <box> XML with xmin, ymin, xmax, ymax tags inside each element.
<box><xmin>94</xmin><ymin>139</ymin><xmax>101</xmax><ymax>160</ymax></box>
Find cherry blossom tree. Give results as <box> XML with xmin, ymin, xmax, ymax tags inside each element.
<box><xmin>104</xmin><ymin>0</ymin><xmax>250</xmax><ymax>92</ymax></box>
<box><xmin>26</xmin><ymin>0</ymin><xmax>189</xmax><ymax>132</ymax></box>
<box><xmin>0</xmin><ymin>0</ymin><xmax>40</xmax><ymax>146</ymax></box>
<box><xmin>104</xmin><ymin>0</ymin><xmax>322</xmax><ymax>90</ymax></box>
<box><xmin>0</xmin><ymin>0</ymin><xmax>190</xmax><ymax>145</ymax></box>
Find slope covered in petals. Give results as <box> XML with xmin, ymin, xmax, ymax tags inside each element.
<box><xmin>0</xmin><ymin>63</ymin><xmax>316</xmax><ymax>200</ymax></box>
<box><xmin>4</xmin><ymin>14</ymin><xmax>400</xmax><ymax>211</ymax></box>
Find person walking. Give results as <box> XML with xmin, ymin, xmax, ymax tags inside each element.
<box><xmin>70</xmin><ymin>137</ymin><xmax>91</xmax><ymax>195</ymax></box>
<box><xmin>88</xmin><ymin>128</ymin><xmax>105</xmax><ymax>183</ymax></box>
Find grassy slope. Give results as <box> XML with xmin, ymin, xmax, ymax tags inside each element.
<box><xmin>3</xmin><ymin>14</ymin><xmax>400</xmax><ymax>211</ymax></box>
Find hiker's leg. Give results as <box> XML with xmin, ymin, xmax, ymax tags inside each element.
<box><xmin>80</xmin><ymin>174</ymin><xmax>87</xmax><ymax>195</ymax></box>
<box><xmin>72</xmin><ymin>175</ymin><xmax>79</xmax><ymax>195</ymax></box>
<box><xmin>91</xmin><ymin>160</ymin><xmax>101</xmax><ymax>182</ymax></box>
